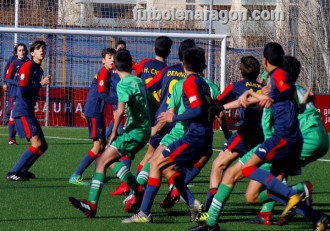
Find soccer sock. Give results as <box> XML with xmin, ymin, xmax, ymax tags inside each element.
<box><xmin>260</xmin><ymin>201</ymin><xmax>276</xmax><ymax>213</ymax></box>
<box><xmin>10</xmin><ymin>146</ymin><xmax>38</xmax><ymax>173</ymax></box>
<box><xmin>258</xmin><ymin>189</ymin><xmax>272</xmax><ymax>204</ymax></box>
<box><xmin>120</xmin><ymin>156</ymin><xmax>131</xmax><ymax>170</ymax></box>
<box><xmin>207</xmin><ymin>184</ymin><xmax>233</xmax><ymax>226</ymax></box>
<box><xmin>135</xmin><ymin>164</ymin><xmax>143</xmax><ymax>178</ymax></box>
<box><xmin>140</xmin><ymin>177</ymin><xmax>161</xmax><ymax>216</ymax></box>
<box><xmin>75</xmin><ymin>150</ymin><xmax>97</xmax><ymax>176</ymax></box>
<box><xmin>184</xmin><ymin>165</ymin><xmax>200</xmax><ymax>184</ymax></box>
<box><xmin>112</xmin><ymin>161</ymin><xmax>138</xmax><ymax>190</ymax></box>
<box><xmin>205</xmin><ymin>188</ymin><xmax>217</xmax><ymax>211</ymax></box>
<box><xmin>136</xmin><ymin>162</ymin><xmax>150</xmax><ymax>186</ymax></box>
<box><xmin>8</xmin><ymin>120</ymin><xmax>16</xmax><ymax>140</ymax></box>
<box><xmin>242</xmin><ymin>166</ymin><xmax>297</xmax><ymax>198</ymax></box>
<box><xmin>170</xmin><ymin>172</ymin><xmax>195</xmax><ymax>206</ymax></box>
<box><xmin>21</xmin><ymin>149</ymin><xmax>43</xmax><ymax>173</ymax></box>
<box><xmin>88</xmin><ymin>172</ymin><xmax>104</xmax><ymax>205</ymax></box>
<box><xmin>292</xmin><ymin>182</ymin><xmax>304</xmax><ymax>192</ymax></box>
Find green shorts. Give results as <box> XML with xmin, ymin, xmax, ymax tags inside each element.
<box><xmin>111</xmin><ymin>129</ymin><xmax>149</xmax><ymax>159</ymax></box>
<box><xmin>160</xmin><ymin>124</ymin><xmax>186</xmax><ymax>147</ymax></box>
<box><xmin>239</xmin><ymin>145</ymin><xmax>272</xmax><ymax>172</ymax></box>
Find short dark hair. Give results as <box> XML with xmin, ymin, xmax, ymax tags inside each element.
<box><xmin>101</xmin><ymin>48</ymin><xmax>116</xmax><ymax>59</ymax></box>
<box><xmin>283</xmin><ymin>56</ymin><xmax>301</xmax><ymax>82</ymax></box>
<box><xmin>183</xmin><ymin>47</ymin><xmax>206</xmax><ymax>74</ymax></box>
<box><xmin>116</xmin><ymin>40</ymin><xmax>126</xmax><ymax>48</ymax></box>
<box><xmin>240</xmin><ymin>56</ymin><xmax>260</xmax><ymax>81</ymax></box>
<box><xmin>179</xmin><ymin>39</ymin><xmax>196</xmax><ymax>62</ymax></box>
<box><xmin>30</xmin><ymin>40</ymin><xmax>46</xmax><ymax>53</ymax></box>
<box><xmin>13</xmin><ymin>43</ymin><xmax>28</xmax><ymax>56</ymax></box>
<box><xmin>114</xmin><ymin>49</ymin><xmax>132</xmax><ymax>72</ymax></box>
<box><xmin>263</xmin><ymin>42</ymin><xmax>285</xmax><ymax>67</ymax></box>
<box><xmin>154</xmin><ymin>36</ymin><xmax>173</xmax><ymax>59</ymax></box>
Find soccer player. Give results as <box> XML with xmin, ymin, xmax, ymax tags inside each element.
<box><xmin>110</xmin><ymin>36</ymin><xmax>173</xmax><ymax>196</ymax></box>
<box><xmin>245</xmin><ymin>56</ymin><xmax>329</xmax><ymax>226</ymax></box>
<box><xmin>68</xmin><ymin>48</ymin><xmax>116</xmax><ymax>186</ymax></box>
<box><xmin>203</xmin><ymin>56</ymin><xmax>264</xmax><ymax>212</ymax></box>
<box><xmin>6</xmin><ymin>40</ymin><xmax>51</xmax><ymax>181</ymax></box>
<box><xmin>122</xmin><ymin>47</ymin><xmax>213</xmax><ymax>224</ymax></box>
<box><xmin>4</xmin><ymin>43</ymin><xmax>29</xmax><ymax>145</ymax></box>
<box><xmin>69</xmin><ymin>49</ymin><xmax>152</xmax><ymax>218</ymax></box>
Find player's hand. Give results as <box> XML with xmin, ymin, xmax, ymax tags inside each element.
<box><xmin>261</xmin><ymin>85</ymin><xmax>270</xmax><ymax>95</ymax></box>
<box><xmin>81</xmin><ymin>113</ymin><xmax>87</xmax><ymax>122</ymax></box>
<box><xmin>238</xmin><ymin>91</ymin><xmax>250</xmax><ymax>107</ymax></box>
<box><xmin>259</xmin><ymin>97</ymin><xmax>273</xmax><ymax>108</ymax></box>
<box><xmin>109</xmin><ymin>130</ymin><xmax>118</xmax><ymax>145</ymax></box>
<box><xmin>2</xmin><ymin>84</ymin><xmax>8</xmax><ymax>92</ymax></box>
<box><xmin>157</xmin><ymin>111</ymin><xmax>174</xmax><ymax>123</ymax></box>
<box><xmin>40</xmin><ymin>75</ymin><xmax>51</xmax><ymax>86</ymax></box>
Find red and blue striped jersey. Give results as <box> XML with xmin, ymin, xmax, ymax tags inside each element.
<box><xmin>13</xmin><ymin>60</ymin><xmax>44</xmax><ymax>117</ymax></box>
<box><xmin>83</xmin><ymin>66</ymin><xmax>111</xmax><ymax>118</ymax></box>
<box><xmin>216</xmin><ymin>79</ymin><xmax>263</xmax><ymax>130</ymax></box>
<box><xmin>135</xmin><ymin>58</ymin><xmax>167</xmax><ymax>83</ymax></box>
<box><xmin>146</xmin><ymin>63</ymin><xmax>185</xmax><ymax>118</ymax></box>
<box><xmin>5</xmin><ymin>57</ymin><xmax>29</xmax><ymax>98</ymax></box>
<box><xmin>109</xmin><ymin>69</ymin><xmax>121</xmax><ymax>108</ymax></box>
<box><xmin>268</xmin><ymin>67</ymin><xmax>300</xmax><ymax>137</ymax></box>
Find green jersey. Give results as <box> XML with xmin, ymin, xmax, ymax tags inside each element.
<box><xmin>117</xmin><ymin>74</ymin><xmax>151</xmax><ymax>133</ymax></box>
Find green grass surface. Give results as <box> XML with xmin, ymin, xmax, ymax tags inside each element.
<box><xmin>0</xmin><ymin>127</ymin><xmax>329</xmax><ymax>231</ymax></box>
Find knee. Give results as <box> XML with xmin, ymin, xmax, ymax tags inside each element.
<box><xmin>245</xmin><ymin>192</ymin><xmax>259</xmax><ymax>204</ymax></box>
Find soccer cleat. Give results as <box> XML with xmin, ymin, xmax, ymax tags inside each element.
<box><xmin>124</xmin><ymin>186</ymin><xmax>144</xmax><ymax>213</ymax></box>
<box><xmin>245</xmin><ymin>212</ymin><xmax>273</xmax><ymax>225</ymax></box>
<box><xmin>110</xmin><ymin>182</ymin><xmax>130</xmax><ymax>196</ymax></box>
<box><xmin>190</xmin><ymin>200</ymin><xmax>204</xmax><ymax>222</ymax></box>
<box><xmin>69</xmin><ymin>174</ymin><xmax>89</xmax><ymax>186</ymax></box>
<box><xmin>302</xmin><ymin>181</ymin><xmax>313</xmax><ymax>207</ymax></box>
<box><xmin>159</xmin><ymin>189</ymin><xmax>180</xmax><ymax>209</ymax></box>
<box><xmin>188</xmin><ymin>223</ymin><xmax>221</xmax><ymax>231</ymax></box>
<box><xmin>197</xmin><ymin>212</ymin><xmax>209</xmax><ymax>223</ymax></box>
<box><xmin>277</xmin><ymin>212</ymin><xmax>297</xmax><ymax>226</ymax></box>
<box><xmin>281</xmin><ymin>193</ymin><xmax>305</xmax><ymax>218</ymax></box>
<box><xmin>6</xmin><ymin>172</ymin><xmax>29</xmax><ymax>181</ymax></box>
<box><xmin>8</xmin><ymin>139</ymin><xmax>18</xmax><ymax>145</ymax></box>
<box><xmin>21</xmin><ymin>171</ymin><xmax>36</xmax><ymax>179</ymax></box>
<box><xmin>68</xmin><ymin>197</ymin><xmax>97</xmax><ymax>218</ymax></box>
<box><xmin>314</xmin><ymin>215</ymin><xmax>330</xmax><ymax>231</ymax></box>
<box><xmin>122</xmin><ymin>211</ymin><xmax>152</xmax><ymax>224</ymax></box>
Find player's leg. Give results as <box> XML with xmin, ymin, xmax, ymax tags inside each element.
<box><xmin>69</xmin><ymin>146</ymin><xmax>121</xmax><ymax>218</ymax></box>
<box><xmin>69</xmin><ymin>117</ymin><xmax>105</xmax><ymax>185</ymax></box>
<box><xmin>7</xmin><ymin>116</ymin><xmax>44</xmax><ymax>181</ymax></box>
<box><xmin>8</xmin><ymin>98</ymin><xmax>17</xmax><ymax>144</ymax></box>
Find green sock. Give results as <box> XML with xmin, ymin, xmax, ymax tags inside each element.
<box><xmin>88</xmin><ymin>172</ymin><xmax>105</xmax><ymax>204</ymax></box>
<box><xmin>207</xmin><ymin>184</ymin><xmax>233</xmax><ymax>226</ymax></box>
<box><xmin>258</xmin><ymin>189</ymin><xmax>271</xmax><ymax>204</ymax></box>
<box><xmin>292</xmin><ymin>182</ymin><xmax>304</xmax><ymax>192</ymax></box>
<box><xmin>136</xmin><ymin>162</ymin><xmax>150</xmax><ymax>186</ymax></box>
<box><xmin>112</xmin><ymin>161</ymin><xmax>137</xmax><ymax>190</ymax></box>
<box><xmin>260</xmin><ymin>201</ymin><xmax>276</xmax><ymax>213</ymax></box>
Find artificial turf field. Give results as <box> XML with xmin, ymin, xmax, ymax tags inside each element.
<box><xmin>0</xmin><ymin>127</ymin><xmax>329</xmax><ymax>231</ymax></box>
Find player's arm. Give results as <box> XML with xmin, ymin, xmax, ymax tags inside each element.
<box><xmin>134</xmin><ymin>59</ymin><xmax>147</xmax><ymax>77</ymax></box>
<box><xmin>19</xmin><ymin>64</ymin><xmax>50</xmax><ymax>95</ymax></box>
<box><xmin>97</xmin><ymin>69</ymin><xmax>117</xmax><ymax>105</ymax></box>
<box><xmin>109</xmin><ymin>102</ymin><xmax>125</xmax><ymax>144</ymax></box>
<box><xmin>215</xmin><ymin>83</ymin><xmax>235</xmax><ymax>104</ymax></box>
<box><xmin>269</xmin><ymin>69</ymin><xmax>293</xmax><ymax>102</ymax></box>
<box><xmin>4</xmin><ymin>62</ymin><xmax>18</xmax><ymax>86</ymax></box>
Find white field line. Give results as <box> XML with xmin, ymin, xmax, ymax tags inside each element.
<box><xmin>0</xmin><ymin>133</ymin><xmax>329</xmax><ymax>162</ymax></box>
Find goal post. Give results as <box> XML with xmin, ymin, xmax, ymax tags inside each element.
<box><xmin>0</xmin><ymin>27</ymin><xmax>228</xmax><ymax>127</ymax></box>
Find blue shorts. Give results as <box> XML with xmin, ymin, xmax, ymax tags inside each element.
<box><xmin>222</xmin><ymin>129</ymin><xmax>264</xmax><ymax>156</ymax></box>
<box><xmin>87</xmin><ymin>116</ymin><xmax>105</xmax><ymax>139</ymax></box>
<box><xmin>149</xmin><ymin>123</ymin><xmax>174</xmax><ymax>149</ymax></box>
<box><xmin>14</xmin><ymin>115</ymin><xmax>44</xmax><ymax>140</ymax></box>
<box><xmin>255</xmin><ymin>134</ymin><xmax>303</xmax><ymax>176</ymax></box>
<box><xmin>163</xmin><ymin>135</ymin><xmax>213</xmax><ymax>170</ymax></box>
